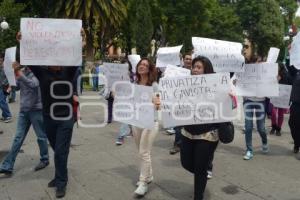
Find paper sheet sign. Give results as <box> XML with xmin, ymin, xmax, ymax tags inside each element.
<box><xmin>156</xmin><ymin>45</ymin><xmax>183</xmax><ymax>68</ymax></box>
<box><xmin>270</xmin><ymin>84</ymin><xmax>292</xmax><ymax>109</ymax></box>
<box><xmin>3</xmin><ymin>47</ymin><xmax>17</xmax><ymax>86</ymax></box>
<box><xmin>235</xmin><ymin>63</ymin><xmax>279</xmax><ymax>97</ymax></box>
<box><xmin>290</xmin><ymin>32</ymin><xmax>300</xmax><ymax>70</ymax></box>
<box><xmin>192</xmin><ymin>37</ymin><xmax>245</xmax><ymax>73</ymax></box>
<box><xmin>128</xmin><ymin>55</ymin><xmax>141</xmax><ymax>73</ymax></box>
<box><xmin>20</xmin><ymin>18</ymin><xmax>82</xmax><ymax>66</ymax></box>
<box><xmin>163</xmin><ymin>64</ymin><xmax>190</xmax><ymax>78</ymax></box>
<box><xmin>103</xmin><ymin>63</ymin><xmax>130</xmax><ymax>90</ymax></box>
<box><xmin>266</xmin><ymin>47</ymin><xmax>280</xmax><ymax>63</ymax></box>
<box><xmin>113</xmin><ymin>83</ymin><xmax>155</xmax><ymax>129</ymax></box>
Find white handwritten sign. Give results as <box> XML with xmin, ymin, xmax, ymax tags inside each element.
<box><xmin>103</xmin><ymin>63</ymin><xmax>130</xmax><ymax>90</ymax></box>
<box><xmin>20</xmin><ymin>18</ymin><xmax>82</xmax><ymax>66</ymax></box>
<box><xmin>159</xmin><ymin>73</ymin><xmax>234</xmax><ymax>128</ymax></box>
<box><xmin>113</xmin><ymin>83</ymin><xmax>155</xmax><ymax>129</ymax></box>
<box><xmin>290</xmin><ymin>32</ymin><xmax>300</xmax><ymax>70</ymax></box>
<box><xmin>235</xmin><ymin>63</ymin><xmax>279</xmax><ymax>97</ymax></box>
<box><xmin>128</xmin><ymin>54</ymin><xmax>140</xmax><ymax>73</ymax></box>
<box><xmin>270</xmin><ymin>84</ymin><xmax>292</xmax><ymax>109</ymax></box>
<box><xmin>192</xmin><ymin>37</ymin><xmax>245</xmax><ymax>73</ymax></box>
<box><xmin>3</xmin><ymin>47</ymin><xmax>17</xmax><ymax>86</ymax></box>
<box><xmin>163</xmin><ymin>64</ymin><xmax>190</xmax><ymax>78</ymax></box>
<box><xmin>156</xmin><ymin>45</ymin><xmax>183</xmax><ymax>68</ymax></box>
<box><xmin>266</xmin><ymin>47</ymin><xmax>280</xmax><ymax>63</ymax></box>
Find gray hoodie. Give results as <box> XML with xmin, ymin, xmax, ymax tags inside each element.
<box><xmin>17</xmin><ymin>67</ymin><xmax>42</xmax><ymax>112</ymax></box>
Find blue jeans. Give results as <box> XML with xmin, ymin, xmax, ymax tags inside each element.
<box><xmin>0</xmin><ymin>110</ymin><xmax>49</xmax><ymax>172</ymax></box>
<box><xmin>244</xmin><ymin>100</ymin><xmax>268</xmax><ymax>152</ymax></box>
<box><xmin>117</xmin><ymin>123</ymin><xmax>131</xmax><ymax>139</ymax></box>
<box><xmin>0</xmin><ymin>89</ymin><xmax>12</xmax><ymax>118</ymax></box>
<box><xmin>174</xmin><ymin>126</ymin><xmax>182</xmax><ymax>146</ymax></box>
<box><xmin>92</xmin><ymin>77</ymin><xmax>98</xmax><ymax>91</ymax></box>
<box><xmin>43</xmin><ymin>115</ymin><xmax>74</xmax><ymax>189</ymax></box>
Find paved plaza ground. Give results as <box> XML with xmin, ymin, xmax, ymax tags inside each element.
<box><xmin>0</xmin><ymin>92</ymin><xmax>299</xmax><ymax>200</ymax></box>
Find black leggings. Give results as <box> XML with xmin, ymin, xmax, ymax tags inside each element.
<box><xmin>289</xmin><ymin>103</ymin><xmax>300</xmax><ymax>147</ymax></box>
<box><xmin>180</xmin><ymin>136</ymin><xmax>218</xmax><ymax>200</ymax></box>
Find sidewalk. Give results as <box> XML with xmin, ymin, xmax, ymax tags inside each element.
<box><xmin>0</xmin><ymin>92</ymin><xmax>299</xmax><ymax>200</ymax></box>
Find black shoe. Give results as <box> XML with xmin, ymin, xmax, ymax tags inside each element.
<box><xmin>56</xmin><ymin>187</ymin><xmax>66</xmax><ymax>198</ymax></box>
<box><xmin>0</xmin><ymin>169</ymin><xmax>12</xmax><ymax>176</ymax></box>
<box><xmin>48</xmin><ymin>179</ymin><xmax>56</xmax><ymax>188</ymax></box>
<box><xmin>0</xmin><ymin>130</ymin><xmax>3</xmax><ymax>134</ymax></box>
<box><xmin>294</xmin><ymin>146</ymin><xmax>299</xmax><ymax>154</ymax></box>
<box><xmin>275</xmin><ymin>130</ymin><xmax>281</xmax><ymax>136</ymax></box>
<box><xmin>269</xmin><ymin>127</ymin><xmax>275</xmax><ymax>135</ymax></box>
<box><xmin>34</xmin><ymin>161</ymin><xmax>49</xmax><ymax>171</ymax></box>
<box><xmin>169</xmin><ymin>145</ymin><xmax>180</xmax><ymax>155</ymax></box>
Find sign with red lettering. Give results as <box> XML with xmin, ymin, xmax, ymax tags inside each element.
<box><xmin>20</xmin><ymin>18</ymin><xmax>82</xmax><ymax>66</ymax></box>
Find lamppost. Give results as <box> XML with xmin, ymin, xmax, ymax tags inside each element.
<box><xmin>0</xmin><ymin>17</ymin><xmax>9</xmax><ymax>30</ymax></box>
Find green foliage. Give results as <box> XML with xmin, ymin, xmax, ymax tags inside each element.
<box><xmin>135</xmin><ymin>0</ymin><xmax>153</xmax><ymax>57</ymax></box>
<box><xmin>55</xmin><ymin>0</ymin><xmax>127</xmax><ymax>59</ymax></box>
<box><xmin>0</xmin><ymin>0</ymin><xmax>26</xmax><ymax>52</ymax></box>
<box><xmin>237</xmin><ymin>0</ymin><xmax>285</xmax><ymax>58</ymax></box>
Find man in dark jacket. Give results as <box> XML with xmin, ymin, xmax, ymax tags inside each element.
<box><xmin>287</xmin><ymin>63</ymin><xmax>300</xmax><ymax>154</ymax></box>
<box><xmin>29</xmin><ymin>65</ymin><xmax>78</xmax><ymax>198</ymax></box>
<box><xmin>0</xmin><ymin>63</ymin><xmax>49</xmax><ymax>175</ymax></box>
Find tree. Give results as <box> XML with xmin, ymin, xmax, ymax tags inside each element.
<box><xmin>135</xmin><ymin>0</ymin><xmax>154</xmax><ymax>57</ymax></box>
<box><xmin>55</xmin><ymin>0</ymin><xmax>127</xmax><ymax>60</ymax></box>
<box><xmin>207</xmin><ymin>1</ymin><xmax>243</xmax><ymax>42</ymax></box>
<box><xmin>0</xmin><ymin>0</ymin><xmax>26</xmax><ymax>51</ymax></box>
<box><xmin>237</xmin><ymin>0</ymin><xmax>285</xmax><ymax>58</ymax></box>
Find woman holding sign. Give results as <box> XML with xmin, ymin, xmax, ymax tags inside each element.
<box><xmin>132</xmin><ymin>58</ymin><xmax>160</xmax><ymax>197</ymax></box>
<box><xmin>180</xmin><ymin>56</ymin><xmax>235</xmax><ymax>200</ymax></box>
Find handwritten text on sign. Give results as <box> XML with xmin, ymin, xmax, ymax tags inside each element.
<box><xmin>20</xmin><ymin>18</ymin><xmax>82</xmax><ymax>66</ymax></box>
<box><xmin>235</xmin><ymin>63</ymin><xmax>279</xmax><ymax>97</ymax></box>
<box><xmin>102</xmin><ymin>63</ymin><xmax>130</xmax><ymax>90</ymax></box>
<box><xmin>159</xmin><ymin>73</ymin><xmax>234</xmax><ymax>128</ymax></box>
<box><xmin>270</xmin><ymin>84</ymin><xmax>292</xmax><ymax>109</ymax></box>
<box><xmin>3</xmin><ymin>47</ymin><xmax>17</xmax><ymax>86</ymax></box>
<box><xmin>192</xmin><ymin>37</ymin><xmax>245</xmax><ymax>73</ymax></box>
<box><xmin>113</xmin><ymin>83</ymin><xmax>155</xmax><ymax>129</ymax></box>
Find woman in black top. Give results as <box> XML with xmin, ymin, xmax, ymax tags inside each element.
<box><xmin>180</xmin><ymin>56</ymin><xmax>222</xmax><ymax>200</ymax></box>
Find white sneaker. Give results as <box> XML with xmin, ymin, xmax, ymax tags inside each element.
<box><xmin>134</xmin><ymin>182</ymin><xmax>148</xmax><ymax>196</ymax></box>
<box><xmin>136</xmin><ymin>176</ymin><xmax>153</xmax><ymax>186</ymax></box>
<box><xmin>262</xmin><ymin>144</ymin><xmax>269</xmax><ymax>154</ymax></box>
<box><xmin>243</xmin><ymin>151</ymin><xmax>253</xmax><ymax>160</ymax></box>
<box><xmin>207</xmin><ymin>171</ymin><xmax>213</xmax><ymax>179</ymax></box>
<box><xmin>166</xmin><ymin>128</ymin><xmax>175</xmax><ymax>135</ymax></box>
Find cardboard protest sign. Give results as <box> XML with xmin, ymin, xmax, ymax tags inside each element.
<box><xmin>3</xmin><ymin>47</ymin><xmax>17</xmax><ymax>86</ymax></box>
<box><xmin>266</xmin><ymin>47</ymin><xmax>280</xmax><ymax>63</ymax></box>
<box><xmin>128</xmin><ymin>55</ymin><xmax>141</xmax><ymax>73</ymax></box>
<box><xmin>163</xmin><ymin>64</ymin><xmax>190</xmax><ymax>78</ymax></box>
<box><xmin>159</xmin><ymin>73</ymin><xmax>234</xmax><ymax>128</ymax></box>
<box><xmin>270</xmin><ymin>84</ymin><xmax>292</xmax><ymax>109</ymax></box>
<box><xmin>156</xmin><ymin>45</ymin><xmax>182</xmax><ymax>68</ymax></box>
<box><xmin>192</xmin><ymin>37</ymin><xmax>245</xmax><ymax>73</ymax></box>
<box><xmin>235</xmin><ymin>63</ymin><xmax>279</xmax><ymax>97</ymax></box>
<box><xmin>20</xmin><ymin>18</ymin><xmax>82</xmax><ymax>66</ymax></box>
<box><xmin>113</xmin><ymin>83</ymin><xmax>155</xmax><ymax>129</ymax></box>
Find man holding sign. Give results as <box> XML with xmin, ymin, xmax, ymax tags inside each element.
<box><xmin>17</xmin><ymin>18</ymin><xmax>83</xmax><ymax>198</ymax></box>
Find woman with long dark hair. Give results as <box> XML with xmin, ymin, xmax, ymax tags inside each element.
<box><xmin>180</xmin><ymin>56</ymin><xmax>227</xmax><ymax>200</ymax></box>
<box><xmin>132</xmin><ymin>58</ymin><xmax>160</xmax><ymax>197</ymax></box>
